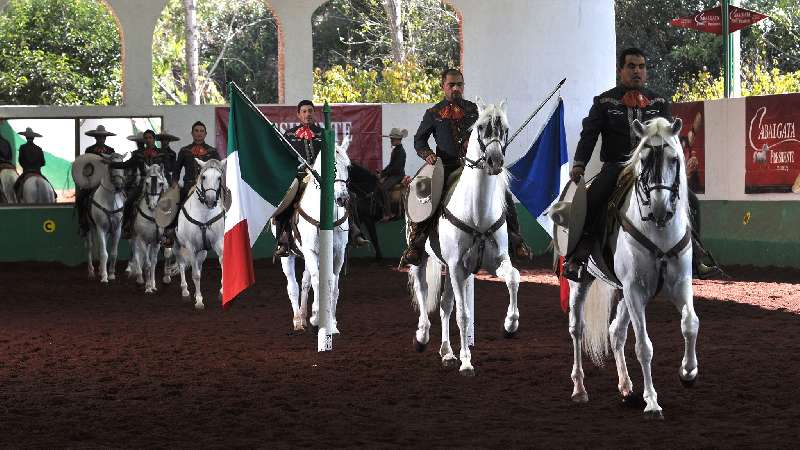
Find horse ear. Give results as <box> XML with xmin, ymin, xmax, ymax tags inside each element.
<box><xmin>671</xmin><ymin>118</ymin><xmax>683</xmax><ymax>136</ymax></box>
<box><xmin>500</xmin><ymin>99</ymin><xmax>507</xmax><ymax>113</ymax></box>
<box><xmin>632</xmin><ymin>119</ymin><xmax>647</xmax><ymax>138</ymax></box>
<box><xmin>476</xmin><ymin>96</ymin><xmax>485</xmax><ymax>113</ymax></box>
<box><xmin>195</xmin><ymin>158</ymin><xmax>206</xmax><ymax>168</ymax></box>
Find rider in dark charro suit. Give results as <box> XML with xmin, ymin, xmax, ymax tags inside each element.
<box><xmin>400</xmin><ymin>68</ymin><xmax>530</xmax><ymax>266</ymax></box>
<box><xmin>562</xmin><ymin>47</ymin><xmax>721</xmax><ymax>281</ymax></box>
<box><xmin>272</xmin><ymin>100</ymin><xmax>369</xmax><ymax>257</ymax></box>
<box><xmin>13</xmin><ymin>127</ymin><xmax>54</xmax><ymax>201</ymax></box>
<box><xmin>77</xmin><ymin>125</ymin><xmax>117</xmax><ymax>236</ymax></box>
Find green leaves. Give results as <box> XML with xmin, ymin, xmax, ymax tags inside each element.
<box><xmin>313</xmin><ymin>59</ymin><xmax>440</xmax><ymax>103</ymax></box>
<box><xmin>0</xmin><ymin>0</ymin><xmax>122</xmax><ymax>105</ymax></box>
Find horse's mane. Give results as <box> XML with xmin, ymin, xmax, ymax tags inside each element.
<box><xmin>470</xmin><ymin>102</ymin><xmax>510</xmax><ymax>132</ymax></box>
<box><xmin>466</xmin><ymin>101</ymin><xmax>511</xmax><ymax>212</ymax></box>
<box><xmin>623</xmin><ymin>117</ymin><xmax>690</xmax><ymax>221</ymax></box>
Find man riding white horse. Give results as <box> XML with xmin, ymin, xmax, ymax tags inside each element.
<box><xmin>76</xmin><ymin>125</ymin><xmax>117</xmax><ymax>236</ymax></box>
<box><xmin>400</xmin><ymin>68</ymin><xmax>530</xmax><ymax>267</ymax></box>
<box><xmin>562</xmin><ymin>47</ymin><xmax>721</xmax><ymax>281</ymax></box>
<box><xmin>272</xmin><ymin>100</ymin><xmax>369</xmax><ymax>258</ymax></box>
<box><xmin>13</xmin><ymin>127</ymin><xmax>56</xmax><ymax>203</ymax></box>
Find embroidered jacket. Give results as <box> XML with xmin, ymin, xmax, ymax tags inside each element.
<box><xmin>284</xmin><ymin>124</ymin><xmax>324</xmax><ymax>167</ymax></box>
<box><xmin>574</xmin><ymin>86</ymin><xmax>672</xmax><ymax>166</ymax></box>
<box><xmin>413</xmin><ymin>99</ymin><xmax>479</xmax><ymax>167</ymax></box>
<box><xmin>84</xmin><ymin>143</ymin><xmax>115</xmax><ymax>156</ymax></box>
<box><xmin>174</xmin><ymin>142</ymin><xmax>220</xmax><ymax>187</ymax></box>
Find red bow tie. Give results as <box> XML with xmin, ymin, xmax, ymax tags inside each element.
<box><xmin>439</xmin><ymin>104</ymin><xmax>464</xmax><ymax>120</ymax></box>
<box><xmin>296</xmin><ymin>126</ymin><xmax>315</xmax><ymax>140</ymax></box>
<box><xmin>144</xmin><ymin>147</ymin><xmax>158</xmax><ymax>159</ymax></box>
<box><xmin>622</xmin><ymin>90</ymin><xmax>650</xmax><ymax>109</ymax></box>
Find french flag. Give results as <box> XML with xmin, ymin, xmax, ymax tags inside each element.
<box><xmin>508</xmin><ymin>98</ymin><xmax>571</xmax><ymax>311</ymax></box>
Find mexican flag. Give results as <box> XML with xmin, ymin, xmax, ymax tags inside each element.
<box><xmin>222</xmin><ymin>84</ymin><xmax>299</xmax><ymax>307</ymax></box>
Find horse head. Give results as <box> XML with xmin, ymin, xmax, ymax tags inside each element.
<box><xmin>103</xmin><ymin>153</ymin><xmax>126</xmax><ymax>192</ymax></box>
<box><xmin>195</xmin><ymin>158</ymin><xmax>227</xmax><ymax>209</ymax></box>
<box><xmin>629</xmin><ymin>117</ymin><xmax>687</xmax><ymax>228</ymax></box>
<box><xmin>469</xmin><ymin>99</ymin><xmax>509</xmax><ymax>176</ymax></box>
<box><xmin>142</xmin><ymin>163</ymin><xmax>168</xmax><ymax>210</ymax></box>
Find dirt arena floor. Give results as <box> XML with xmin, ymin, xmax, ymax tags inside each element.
<box><xmin>1</xmin><ymin>257</ymin><xmax>798</xmax><ymax>448</ymax></box>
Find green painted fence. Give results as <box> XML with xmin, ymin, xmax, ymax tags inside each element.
<box><xmin>1</xmin><ymin>201</ymin><xmax>798</xmax><ymax>268</ymax></box>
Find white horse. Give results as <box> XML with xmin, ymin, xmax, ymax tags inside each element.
<box><xmin>408</xmin><ymin>101</ymin><xmax>520</xmax><ymax>376</ymax></box>
<box><xmin>20</xmin><ymin>174</ymin><xmax>56</xmax><ymax>203</ymax></box>
<box><xmin>276</xmin><ymin>142</ymin><xmax>351</xmax><ymax>333</ymax></box>
<box><xmin>568</xmin><ymin>117</ymin><xmax>698</xmax><ymax>419</ymax></box>
<box><xmin>175</xmin><ymin>158</ymin><xmax>226</xmax><ymax>310</ymax></box>
<box><xmin>0</xmin><ymin>167</ymin><xmax>17</xmax><ymax>203</ymax></box>
<box><xmin>87</xmin><ymin>154</ymin><xmax>126</xmax><ymax>282</ymax></box>
<box><xmin>129</xmin><ymin>163</ymin><xmax>169</xmax><ymax>293</ymax></box>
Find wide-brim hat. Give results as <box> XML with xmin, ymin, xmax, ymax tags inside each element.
<box><xmin>406</xmin><ymin>159</ymin><xmax>444</xmax><ymax>223</ymax></box>
<box><xmin>156</xmin><ymin>130</ymin><xmax>180</xmax><ymax>142</ymax></box>
<box><xmin>551</xmin><ymin>177</ymin><xmax>587</xmax><ymax>257</ymax></box>
<box><xmin>383</xmin><ymin>128</ymin><xmax>408</xmax><ymax>139</ymax></box>
<box><xmin>85</xmin><ymin>125</ymin><xmax>116</xmax><ymax>137</ymax></box>
<box><xmin>127</xmin><ymin>132</ymin><xmax>145</xmax><ymax>143</ymax></box>
<box><xmin>155</xmin><ymin>185</ymin><xmax>182</xmax><ymax>228</ymax></box>
<box><xmin>18</xmin><ymin>127</ymin><xmax>42</xmax><ymax>138</ymax></box>
<box><xmin>270</xmin><ymin>178</ymin><xmax>299</xmax><ymax>219</ymax></box>
<box><xmin>72</xmin><ymin>153</ymin><xmax>107</xmax><ymax>189</ymax></box>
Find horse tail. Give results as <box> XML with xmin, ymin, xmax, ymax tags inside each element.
<box><xmin>423</xmin><ymin>258</ymin><xmax>443</xmax><ymax>315</ymax></box>
<box><xmin>583</xmin><ymin>281</ymin><xmax>616</xmax><ymax>367</ymax></box>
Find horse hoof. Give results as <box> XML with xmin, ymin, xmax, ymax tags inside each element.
<box><xmin>621</xmin><ymin>392</ymin><xmax>646</xmax><ymax>409</ymax></box>
<box><xmin>162</xmin><ymin>276</ymin><xmax>171</xmax><ymax>284</ymax></box>
<box><xmin>459</xmin><ymin>365</ymin><xmax>475</xmax><ymax>377</ymax></box>
<box><xmin>194</xmin><ymin>302</ymin><xmax>205</xmax><ymax>311</ymax></box>
<box><xmin>644</xmin><ymin>410</ymin><xmax>664</xmax><ymax>420</ymax></box>
<box><xmin>441</xmin><ymin>356</ymin><xmax>458</xmax><ymax>369</ymax></box>
<box><xmin>414</xmin><ymin>338</ymin><xmax>427</xmax><ymax>353</ymax></box>
<box><xmin>503</xmin><ymin>329</ymin><xmax>517</xmax><ymax>339</ymax></box>
<box><xmin>100</xmin><ymin>279</ymin><xmax>109</xmax><ymax>284</ymax></box>
<box><xmin>571</xmin><ymin>392</ymin><xmax>589</xmax><ymax>403</ymax></box>
<box><xmin>109</xmin><ymin>274</ymin><xmax>116</xmax><ymax>281</ymax></box>
<box><xmin>679</xmin><ymin>367</ymin><xmax>698</xmax><ymax>388</ymax></box>
<box><xmin>679</xmin><ymin>376</ymin><xmax>696</xmax><ymax>388</ymax></box>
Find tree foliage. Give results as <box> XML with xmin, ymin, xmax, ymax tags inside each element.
<box><xmin>313</xmin><ymin>58</ymin><xmax>440</xmax><ymax>103</ymax></box>
<box><xmin>616</xmin><ymin>0</ymin><xmax>800</xmax><ymax>100</ymax></box>
<box><xmin>674</xmin><ymin>64</ymin><xmax>800</xmax><ymax>101</ymax></box>
<box><xmin>0</xmin><ymin>0</ymin><xmax>122</xmax><ymax>105</ymax></box>
<box><xmin>152</xmin><ymin>0</ymin><xmax>279</xmax><ymax>105</ymax></box>
<box><xmin>312</xmin><ymin>0</ymin><xmax>458</xmax><ymax>103</ymax></box>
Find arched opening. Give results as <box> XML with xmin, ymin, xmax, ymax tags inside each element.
<box><xmin>0</xmin><ymin>0</ymin><xmax>123</xmax><ymax>106</ymax></box>
<box><xmin>311</xmin><ymin>0</ymin><xmax>462</xmax><ymax>103</ymax></box>
<box><xmin>152</xmin><ymin>0</ymin><xmax>281</xmax><ymax>105</ymax></box>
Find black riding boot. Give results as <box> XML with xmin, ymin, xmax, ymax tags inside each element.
<box><xmin>400</xmin><ymin>219</ymin><xmax>432</xmax><ymax>266</ymax></box>
<box><xmin>562</xmin><ymin>234</ymin><xmax>593</xmax><ymax>282</ymax></box>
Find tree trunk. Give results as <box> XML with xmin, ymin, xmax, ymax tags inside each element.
<box><xmin>184</xmin><ymin>0</ymin><xmax>200</xmax><ymax>105</ymax></box>
<box><xmin>382</xmin><ymin>0</ymin><xmax>405</xmax><ymax>64</ymax></box>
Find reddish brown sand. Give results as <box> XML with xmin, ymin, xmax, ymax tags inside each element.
<box><xmin>0</xmin><ymin>259</ymin><xmax>798</xmax><ymax>448</ymax></box>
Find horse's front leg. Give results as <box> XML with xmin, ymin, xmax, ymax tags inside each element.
<box><xmin>330</xmin><ymin>234</ymin><xmax>347</xmax><ymax>335</ymax></box>
<box><xmin>669</xmin><ymin>276</ymin><xmax>699</xmax><ymax>387</ymax></box>
<box><xmin>215</xmin><ymin>236</ymin><xmax>224</xmax><ymax>302</ymax></box>
<box><xmin>132</xmin><ymin>237</ymin><xmax>146</xmax><ymax>286</ymax></box>
<box><xmin>280</xmin><ymin>256</ymin><xmax>303</xmax><ymax>331</ymax></box>
<box><xmin>495</xmin><ymin>256</ymin><xmax>520</xmax><ymax>337</ymax></box>
<box><xmin>96</xmin><ymin>227</ymin><xmax>110</xmax><ymax>283</ymax></box>
<box><xmin>192</xmin><ymin>250</ymin><xmax>207</xmax><ymax>310</ymax></box>
<box><xmin>624</xmin><ymin>287</ymin><xmax>663</xmax><ymax>418</ymax></box>
<box><xmin>408</xmin><ymin>260</ymin><xmax>430</xmax><ymax>352</ymax></box>
<box><xmin>448</xmin><ymin>266</ymin><xmax>474</xmax><ymax>376</ymax></box>
<box><xmin>147</xmin><ymin>242</ymin><xmax>160</xmax><ymax>293</ymax></box>
<box><xmin>86</xmin><ymin>231</ymin><xmax>95</xmax><ymax>280</ymax></box>
<box><xmin>305</xmin><ymin>253</ymin><xmax>321</xmax><ymax>328</ymax></box>
<box><xmin>178</xmin><ymin>246</ymin><xmax>190</xmax><ymax>299</ymax></box>
<box><xmin>439</xmin><ymin>279</ymin><xmax>457</xmax><ymax>368</ymax></box>
<box><xmin>300</xmin><ymin>267</ymin><xmax>311</xmax><ymax>329</ymax></box>
<box><xmin>107</xmin><ymin>218</ymin><xmax>122</xmax><ymax>281</ymax></box>
<box><xmin>568</xmin><ymin>280</ymin><xmax>592</xmax><ymax>402</ymax></box>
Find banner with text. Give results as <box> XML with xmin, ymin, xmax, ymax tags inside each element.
<box><xmin>745</xmin><ymin>94</ymin><xmax>800</xmax><ymax>193</ymax></box>
<box><xmin>672</xmin><ymin>101</ymin><xmax>706</xmax><ymax>194</ymax></box>
<box><xmin>215</xmin><ymin>104</ymin><xmax>382</xmax><ymax>171</ymax></box>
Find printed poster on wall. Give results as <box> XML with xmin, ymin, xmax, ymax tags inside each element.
<box><xmin>671</xmin><ymin>101</ymin><xmax>705</xmax><ymax>194</ymax></box>
<box><xmin>745</xmin><ymin>94</ymin><xmax>800</xmax><ymax>193</ymax></box>
<box><xmin>215</xmin><ymin>104</ymin><xmax>383</xmax><ymax>171</ymax></box>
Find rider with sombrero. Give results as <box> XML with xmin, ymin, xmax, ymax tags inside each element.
<box><xmin>172</xmin><ymin>121</ymin><xmax>219</xmax><ymax>203</ymax></box>
<box><xmin>13</xmin><ymin>127</ymin><xmax>53</xmax><ymax>200</ymax></box>
<box><xmin>76</xmin><ymin>124</ymin><xmax>117</xmax><ymax>236</ymax></box>
<box><xmin>106</xmin><ymin>129</ymin><xmax>170</xmax><ymax>239</ymax></box>
<box><xmin>400</xmin><ymin>68</ymin><xmax>530</xmax><ymax>266</ymax></box>
<box><xmin>156</xmin><ymin>129</ymin><xmax>179</xmax><ymax>184</ymax></box>
<box><xmin>562</xmin><ymin>47</ymin><xmax>721</xmax><ymax>281</ymax></box>
<box><xmin>377</xmin><ymin>127</ymin><xmax>407</xmax><ymax>222</ymax></box>
<box><xmin>272</xmin><ymin>100</ymin><xmax>370</xmax><ymax>257</ymax></box>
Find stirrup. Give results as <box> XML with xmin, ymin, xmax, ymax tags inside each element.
<box><xmin>562</xmin><ymin>258</ymin><xmax>589</xmax><ymax>282</ymax></box>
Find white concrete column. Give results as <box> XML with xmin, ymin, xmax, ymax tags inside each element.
<box><xmin>106</xmin><ymin>0</ymin><xmax>168</xmax><ymax>107</ymax></box>
<box><xmin>269</xmin><ymin>0</ymin><xmax>325</xmax><ymax>104</ymax></box>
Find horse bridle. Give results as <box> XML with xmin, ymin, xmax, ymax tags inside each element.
<box><xmin>145</xmin><ymin>174</ymin><xmax>165</xmax><ymax>207</ymax></box>
<box><xmin>465</xmin><ymin>117</ymin><xmax>508</xmax><ymax>173</ymax></box>
<box><xmin>634</xmin><ymin>141</ymin><xmax>681</xmax><ymax>227</ymax></box>
<box><xmin>195</xmin><ymin>166</ymin><xmax>223</xmax><ymax>208</ymax></box>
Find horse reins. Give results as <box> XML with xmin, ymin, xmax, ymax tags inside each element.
<box><xmin>91</xmin><ymin>180</ymin><xmax>124</xmax><ymax>233</ymax></box>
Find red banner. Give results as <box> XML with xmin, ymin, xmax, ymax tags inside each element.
<box><xmin>215</xmin><ymin>104</ymin><xmax>383</xmax><ymax>171</ymax></box>
<box><xmin>672</xmin><ymin>101</ymin><xmax>706</xmax><ymax>194</ymax></box>
<box><xmin>670</xmin><ymin>5</ymin><xmax>767</xmax><ymax>35</ymax></box>
<box><xmin>745</xmin><ymin>94</ymin><xmax>800</xmax><ymax>193</ymax></box>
